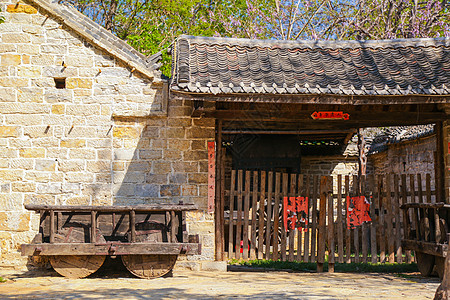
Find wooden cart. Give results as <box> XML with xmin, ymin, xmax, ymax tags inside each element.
<box><xmin>21</xmin><ymin>204</ymin><xmax>201</xmax><ymax>279</ymax></box>
<box><xmin>401</xmin><ymin>202</ymin><xmax>449</xmax><ymax>278</ymax></box>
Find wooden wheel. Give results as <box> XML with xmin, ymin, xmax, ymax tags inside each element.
<box><xmin>49</xmin><ymin>255</ymin><xmax>106</xmax><ymax>279</ymax></box>
<box><xmin>50</xmin><ymin>223</ymin><xmax>106</xmax><ymax>278</ymax></box>
<box><xmin>435</xmin><ymin>256</ymin><xmax>445</xmax><ymax>279</ymax></box>
<box><xmin>416</xmin><ymin>251</ymin><xmax>435</xmax><ymax>277</ymax></box>
<box><xmin>121</xmin><ymin>254</ymin><xmax>177</xmax><ymax>279</ymax></box>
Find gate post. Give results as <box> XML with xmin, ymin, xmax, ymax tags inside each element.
<box><xmin>443</xmin><ymin>105</ymin><xmax>450</xmax><ymax>204</ymax></box>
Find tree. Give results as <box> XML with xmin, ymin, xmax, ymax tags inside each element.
<box><xmin>63</xmin><ymin>0</ymin><xmax>450</xmax><ymax>76</ymax></box>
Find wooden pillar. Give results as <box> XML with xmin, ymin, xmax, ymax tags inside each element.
<box><xmin>434</xmin><ymin>234</ymin><xmax>450</xmax><ymax>300</ymax></box>
<box><xmin>215</xmin><ymin>119</ymin><xmax>224</xmax><ymax>260</ymax></box>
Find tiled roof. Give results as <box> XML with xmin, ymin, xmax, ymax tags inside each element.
<box><xmin>171</xmin><ymin>35</ymin><xmax>450</xmax><ymax>96</ymax></box>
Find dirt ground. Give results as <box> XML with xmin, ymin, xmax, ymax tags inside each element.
<box><xmin>0</xmin><ymin>264</ymin><xmax>441</xmax><ymax>299</ymax></box>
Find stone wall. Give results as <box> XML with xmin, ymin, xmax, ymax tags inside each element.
<box><xmin>369</xmin><ymin>135</ymin><xmax>436</xmax><ymax>188</ymax></box>
<box><xmin>0</xmin><ymin>1</ymin><xmax>215</xmax><ymax>268</ymax></box>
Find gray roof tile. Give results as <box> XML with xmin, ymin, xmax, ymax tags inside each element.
<box><xmin>171</xmin><ymin>35</ymin><xmax>450</xmax><ymax>96</ymax></box>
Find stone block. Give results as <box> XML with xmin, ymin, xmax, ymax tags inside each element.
<box><xmin>24</xmin><ymin>194</ymin><xmax>55</xmax><ymax>205</ymax></box>
<box><xmin>40</xmin><ymin>44</ymin><xmax>68</xmax><ymax>54</ymax></box>
<box><xmin>0</xmin><ymin>148</ymin><xmax>18</xmax><ymax>158</ymax></box>
<box><xmin>43</xmin><ymin>66</ymin><xmax>77</xmax><ymax>77</ymax></box>
<box><xmin>173</xmin><ymin>161</ymin><xmax>198</xmax><ymax>173</ymax></box>
<box><xmin>65</xmin><ymin>56</ymin><xmax>93</xmax><ymax>68</ymax></box>
<box><xmin>167</xmin><ymin>140</ymin><xmax>190</xmax><ymax>152</ymax></box>
<box><xmin>114</xmin><ymin>149</ymin><xmax>137</xmax><ymax>160</ymax></box>
<box><xmin>97</xmin><ymin>149</ymin><xmax>112</xmax><ymax>160</ymax></box>
<box><xmin>0</xmin><ymin>77</ymin><xmax>29</xmax><ymax>87</ymax></box>
<box><xmin>45</xmin><ymin>90</ymin><xmax>72</xmax><ymax>103</ymax></box>
<box><xmin>2</xmin><ymin>33</ymin><xmax>31</xmax><ymax>44</ymax></box>
<box><xmin>169</xmin><ymin>173</ymin><xmax>187</xmax><ymax>184</ymax></box>
<box><xmin>36</xmin><ymin>182</ymin><xmax>61</xmax><ymax>194</ymax></box>
<box><xmin>186</xmin><ymin>127</ymin><xmax>215</xmax><ymax>139</ymax></box>
<box><xmin>35</xmin><ymin>159</ymin><xmax>57</xmax><ymax>171</ymax></box>
<box><xmin>127</xmin><ymin>161</ymin><xmax>151</xmax><ymax>172</ymax></box>
<box><xmin>201</xmin><ymin>261</ymin><xmax>227</xmax><ymax>272</ymax></box>
<box><xmin>23</xmin><ymin>126</ymin><xmax>52</xmax><ymax>138</ymax></box>
<box><xmin>0</xmin><ymin>193</ymin><xmax>23</xmax><ymax>210</ymax></box>
<box><xmin>9</xmin><ymin>158</ymin><xmax>33</xmax><ymax>170</ymax></box>
<box><xmin>0</xmin><ymin>169</ymin><xmax>23</xmax><ymax>181</ymax></box>
<box><xmin>17</xmin><ymin>44</ymin><xmax>40</xmax><ymax>55</ymax></box>
<box><xmin>19</xmin><ymin>148</ymin><xmax>45</xmax><ymax>158</ymax></box>
<box><xmin>113</xmin><ymin>126</ymin><xmax>141</xmax><ymax>138</ymax></box>
<box><xmin>134</xmin><ymin>184</ymin><xmax>159</xmax><ymax>198</ymax></box>
<box><xmin>65</xmin><ymin>196</ymin><xmax>90</xmax><ymax>205</ymax></box>
<box><xmin>17</xmin><ymin>66</ymin><xmax>41</xmax><ymax>77</ymax></box>
<box><xmin>65</xmin><ymin>172</ymin><xmax>94</xmax><ymax>183</ymax></box>
<box><xmin>6</xmin><ymin>4</ymin><xmax>37</xmax><ymax>14</ymax></box>
<box><xmin>168</xmin><ymin>118</ymin><xmax>192</xmax><ymax>127</ymax></box>
<box><xmin>152</xmin><ymin>161</ymin><xmax>171</xmax><ymax>174</ymax></box>
<box><xmin>191</xmin><ymin>140</ymin><xmax>206</xmax><ymax>150</ymax></box>
<box><xmin>146</xmin><ymin>174</ymin><xmax>168</xmax><ymax>184</ymax></box>
<box><xmin>0</xmin><ymin>44</ymin><xmax>17</xmax><ymax>53</ymax></box>
<box><xmin>142</xmin><ymin>126</ymin><xmax>160</xmax><ymax>138</ymax></box>
<box><xmin>0</xmin><ymin>88</ymin><xmax>16</xmax><ymax>102</ymax></box>
<box><xmin>165</xmin><ymin>127</ymin><xmax>185</xmax><ymax>139</ymax></box>
<box><xmin>193</xmin><ymin>118</ymin><xmax>215</xmax><ymax>127</ymax></box>
<box><xmin>139</xmin><ymin>150</ymin><xmax>162</xmax><ymax>160</ymax></box>
<box><xmin>17</xmin><ymin>87</ymin><xmax>44</xmax><ymax>102</ymax></box>
<box><xmin>0</xmin><ymin>126</ymin><xmax>20</xmax><ymax>138</ymax></box>
<box><xmin>163</xmin><ymin>149</ymin><xmax>182</xmax><ymax>160</ymax></box>
<box><xmin>51</xmin><ymin>104</ymin><xmax>65</xmax><ymax>114</ymax></box>
<box><xmin>1</xmin><ymin>54</ymin><xmax>21</xmax><ymax>66</ymax></box>
<box><xmin>69</xmin><ymin>149</ymin><xmax>96</xmax><ymax>159</ymax></box>
<box><xmin>184</xmin><ymin>150</ymin><xmax>207</xmax><ymax>161</ymax></box>
<box><xmin>86</xmin><ymin>160</ymin><xmax>110</xmax><ymax>173</ymax></box>
<box><xmin>66</xmin><ymin>104</ymin><xmax>99</xmax><ymax>116</ymax></box>
<box><xmin>160</xmin><ymin>184</ymin><xmax>181</xmax><ymax>197</ymax></box>
<box><xmin>182</xmin><ymin>185</ymin><xmax>198</xmax><ymax>196</ymax></box>
<box><xmin>66</xmin><ymin>78</ymin><xmax>93</xmax><ymax>89</ymax></box>
<box><xmin>188</xmin><ymin>173</ymin><xmax>208</xmax><ymax>184</ymax></box>
<box><xmin>0</xmin><ymin>212</ymin><xmax>31</xmax><ymax>232</ymax></box>
<box><xmin>60</xmin><ymin>139</ymin><xmax>86</xmax><ymax>148</ymax></box>
<box><xmin>173</xmin><ymin>261</ymin><xmax>201</xmax><ymax>271</ymax></box>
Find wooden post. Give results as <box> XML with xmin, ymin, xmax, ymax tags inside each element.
<box><xmin>91</xmin><ymin>210</ymin><xmax>96</xmax><ymax>243</ymax></box>
<box><xmin>327</xmin><ymin>176</ymin><xmax>335</xmax><ymax>272</ymax></box>
<box><xmin>317</xmin><ymin>176</ymin><xmax>328</xmax><ymax>272</ymax></box>
<box><xmin>171</xmin><ymin>211</ymin><xmax>177</xmax><ymax>243</ymax></box>
<box><xmin>129</xmin><ymin>210</ymin><xmax>136</xmax><ymax>243</ymax></box>
<box><xmin>435</xmin><ymin>122</ymin><xmax>445</xmax><ymax>203</ymax></box>
<box><xmin>215</xmin><ymin>119</ymin><xmax>224</xmax><ymax>260</ymax></box>
<box><xmin>49</xmin><ymin>210</ymin><xmax>55</xmax><ymax>244</ymax></box>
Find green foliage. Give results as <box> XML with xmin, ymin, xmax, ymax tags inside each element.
<box><xmin>0</xmin><ymin>7</ymin><xmax>5</xmax><ymax>24</ymax></box>
<box><xmin>229</xmin><ymin>259</ymin><xmax>419</xmax><ymax>273</ymax></box>
<box><xmin>0</xmin><ymin>277</ymin><xmax>7</xmax><ymax>283</ymax></box>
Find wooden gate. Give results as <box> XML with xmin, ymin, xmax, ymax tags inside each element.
<box><xmin>224</xmin><ymin>170</ymin><xmax>436</xmax><ymax>264</ymax></box>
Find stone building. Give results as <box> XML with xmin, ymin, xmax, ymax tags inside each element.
<box><xmin>0</xmin><ymin>0</ymin><xmax>449</xmax><ymax>270</ymax></box>
<box><xmin>0</xmin><ymin>0</ymin><xmax>215</xmax><ymax>269</ymax></box>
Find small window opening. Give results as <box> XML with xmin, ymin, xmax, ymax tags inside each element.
<box><xmin>54</xmin><ymin>78</ymin><xmax>66</xmax><ymax>89</ymax></box>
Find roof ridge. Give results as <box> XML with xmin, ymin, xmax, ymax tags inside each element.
<box><xmin>179</xmin><ymin>35</ymin><xmax>450</xmax><ymax>50</ymax></box>
<box><xmin>28</xmin><ymin>0</ymin><xmax>161</xmax><ymax>81</ymax></box>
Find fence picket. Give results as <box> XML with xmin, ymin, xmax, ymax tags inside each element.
<box><xmin>378</xmin><ymin>174</ymin><xmax>386</xmax><ymax>263</ymax></box>
<box><xmin>272</xmin><ymin>173</ymin><xmax>281</xmax><ymax>261</ymax></box>
<box><xmin>303</xmin><ymin>175</ymin><xmax>311</xmax><ymax>262</ymax></box>
<box><xmin>265</xmin><ymin>172</ymin><xmax>273</xmax><ymax>260</ymax></box>
<box><xmin>250</xmin><ymin>171</ymin><xmax>258</xmax><ymax>260</ymax></box>
<box><xmin>345</xmin><ymin>175</ymin><xmax>352</xmax><ymax>263</ymax></box>
<box><xmin>257</xmin><ymin>171</ymin><xmax>266</xmax><ymax>260</ymax></box>
<box><xmin>281</xmin><ymin>173</ymin><xmax>288</xmax><ymax>261</ymax></box>
<box><xmin>394</xmin><ymin>174</ymin><xmax>402</xmax><ymax>263</ymax></box>
<box><xmin>369</xmin><ymin>175</ymin><xmax>377</xmax><ymax>264</ymax></box>
<box><xmin>289</xmin><ymin>174</ymin><xmax>297</xmax><ymax>262</ymax></box>
<box><xmin>337</xmin><ymin>175</ymin><xmax>344</xmax><ymax>263</ymax></box>
<box><xmin>311</xmin><ymin>175</ymin><xmax>318</xmax><ymax>262</ymax></box>
<box><xmin>228</xmin><ymin>170</ymin><xmax>236</xmax><ymax>259</ymax></box>
<box><xmin>243</xmin><ymin>171</ymin><xmax>251</xmax><ymax>260</ymax></box>
<box><xmin>235</xmin><ymin>170</ymin><xmax>243</xmax><ymax>259</ymax></box>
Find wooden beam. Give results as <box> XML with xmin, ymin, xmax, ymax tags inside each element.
<box><xmin>215</xmin><ymin>120</ymin><xmax>224</xmax><ymax>261</ymax></box>
<box><xmin>21</xmin><ymin>242</ymin><xmax>202</xmax><ymax>256</ymax></box>
<box><xmin>402</xmin><ymin>239</ymin><xmax>448</xmax><ymax>257</ymax></box>
<box><xmin>222</xmin><ymin>129</ymin><xmax>355</xmax><ymax>135</ymax></box>
<box><xmin>178</xmin><ymin>91</ymin><xmax>450</xmax><ymax>105</ymax></box>
<box><xmin>25</xmin><ymin>204</ymin><xmax>199</xmax><ymax>212</ymax></box>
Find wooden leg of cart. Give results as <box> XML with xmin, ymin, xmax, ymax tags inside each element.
<box><xmin>121</xmin><ymin>255</ymin><xmax>177</xmax><ymax>279</ymax></box>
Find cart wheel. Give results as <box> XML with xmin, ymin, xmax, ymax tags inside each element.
<box><xmin>49</xmin><ymin>224</ymin><xmax>107</xmax><ymax>278</ymax></box>
<box><xmin>416</xmin><ymin>251</ymin><xmax>435</xmax><ymax>277</ymax></box>
<box><xmin>435</xmin><ymin>256</ymin><xmax>445</xmax><ymax>279</ymax></box>
<box><xmin>121</xmin><ymin>254</ymin><xmax>177</xmax><ymax>279</ymax></box>
<box><xmin>50</xmin><ymin>255</ymin><xmax>106</xmax><ymax>279</ymax></box>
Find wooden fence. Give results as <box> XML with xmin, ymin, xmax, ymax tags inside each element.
<box><xmin>224</xmin><ymin>170</ymin><xmax>436</xmax><ymax>264</ymax></box>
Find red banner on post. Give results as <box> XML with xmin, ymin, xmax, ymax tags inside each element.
<box><xmin>283</xmin><ymin>196</ymin><xmax>309</xmax><ymax>232</ymax></box>
<box><xmin>347</xmin><ymin>196</ymin><xmax>371</xmax><ymax>229</ymax></box>
<box><xmin>207</xmin><ymin>141</ymin><xmax>215</xmax><ymax>213</ymax></box>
